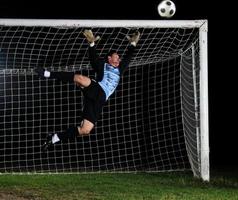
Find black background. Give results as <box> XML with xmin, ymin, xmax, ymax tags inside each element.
<box><xmin>0</xmin><ymin>0</ymin><xmax>236</xmax><ymax>169</ymax></box>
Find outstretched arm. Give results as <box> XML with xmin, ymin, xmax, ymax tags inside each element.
<box><xmin>83</xmin><ymin>30</ymin><xmax>104</xmax><ymax>74</ymax></box>
<box><xmin>119</xmin><ymin>31</ymin><xmax>140</xmax><ymax>74</ymax></box>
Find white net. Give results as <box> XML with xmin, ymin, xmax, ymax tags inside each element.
<box><xmin>0</xmin><ymin>24</ymin><xmax>198</xmax><ymax>70</ymax></box>
<box><xmin>0</xmin><ymin>20</ymin><xmax>208</xmax><ymax>178</ymax></box>
<box><xmin>181</xmin><ymin>41</ymin><xmax>201</xmax><ymax>177</ymax></box>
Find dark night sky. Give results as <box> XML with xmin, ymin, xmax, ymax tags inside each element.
<box><xmin>0</xmin><ymin>0</ymin><xmax>236</xmax><ymax>168</ymax></box>
<box><xmin>1</xmin><ymin>0</ymin><xmax>208</xmax><ymax>19</ymax></box>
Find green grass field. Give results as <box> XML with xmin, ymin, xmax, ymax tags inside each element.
<box><xmin>0</xmin><ymin>168</ymin><xmax>238</xmax><ymax>200</ymax></box>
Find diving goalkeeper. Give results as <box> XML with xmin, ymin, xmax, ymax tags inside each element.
<box><xmin>36</xmin><ymin>29</ymin><xmax>140</xmax><ymax>151</ymax></box>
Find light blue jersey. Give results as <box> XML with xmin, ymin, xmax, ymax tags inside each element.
<box><xmin>98</xmin><ymin>63</ymin><xmax>120</xmax><ymax>100</ymax></box>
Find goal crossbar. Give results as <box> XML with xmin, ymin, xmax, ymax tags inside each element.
<box><xmin>0</xmin><ymin>19</ymin><xmax>206</xmax><ymax>28</ymax></box>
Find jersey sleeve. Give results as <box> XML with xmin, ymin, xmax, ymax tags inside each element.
<box><xmin>88</xmin><ymin>46</ymin><xmax>105</xmax><ymax>81</ymax></box>
<box><xmin>119</xmin><ymin>45</ymin><xmax>135</xmax><ymax>74</ymax></box>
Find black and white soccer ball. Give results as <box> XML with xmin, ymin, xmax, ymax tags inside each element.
<box><xmin>158</xmin><ymin>0</ymin><xmax>176</xmax><ymax>18</ymax></box>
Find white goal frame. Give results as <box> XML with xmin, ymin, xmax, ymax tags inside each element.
<box><xmin>0</xmin><ymin>19</ymin><xmax>209</xmax><ymax>181</ymax></box>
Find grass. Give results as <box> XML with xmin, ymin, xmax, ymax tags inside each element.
<box><xmin>0</xmin><ymin>169</ymin><xmax>238</xmax><ymax>200</ymax></box>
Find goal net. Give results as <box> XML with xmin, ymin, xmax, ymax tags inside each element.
<box><xmin>0</xmin><ymin>19</ymin><xmax>209</xmax><ymax>180</ymax></box>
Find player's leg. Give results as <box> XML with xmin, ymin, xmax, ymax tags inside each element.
<box><xmin>77</xmin><ymin>119</ymin><xmax>94</xmax><ymax>136</ymax></box>
<box><xmin>35</xmin><ymin>67</ymin><xmax>75</xmax><ymax>82</ymax></box>
<box><xmin>51</xmin><ymin>119</ymin><xmax>94</xmax><ymax>142</ymax></box>
<box><xmin>73</xmin><ymin>74</ymin><xmax>91</xmax><ymax>88</ymax></box>
<box><xmin>52</xmin><ymin>119</ymin><xmax>94</xmax><ymax>140</ymax></box>
<box><xmin>35</xmin><ymin>67</ymin><xmax>91</xmax><ymax>87</ymax></box>
<box><xmin>80</xmin><ymin>81</ymin><xmax>106</xmax><ymax>136</ymax></box>
<box><xmin>42</xmin><ymin>120</ymin><xmax>94</xmax><ymax>152</ymax></box>
<box><xmin>42</xmin><ymin>126</ymin><xmax>79</xmax><ymax>152</ymax></box>
<box><xmin>41</xmin><ymin>79</ymin><xmax>105</xmax><ymax>151</ymax></box>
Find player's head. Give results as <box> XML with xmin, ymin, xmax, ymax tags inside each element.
<box><xmin>106</xmin><ymin>50</ymin><xmax>121</xmax><ymax>67</ymax></box>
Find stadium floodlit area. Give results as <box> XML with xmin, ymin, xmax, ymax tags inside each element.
<box><xmin>0</xmin><ymin>19</ymin><xmax>209</xmax><ymax>181</ymax></box>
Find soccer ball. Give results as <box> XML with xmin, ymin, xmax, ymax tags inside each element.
<box><xmin>158</xmin><ymin>0</ymin><xmax>176</xmax><ymax>18</ymax></box>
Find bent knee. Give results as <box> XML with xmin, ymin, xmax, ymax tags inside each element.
<box><xmin>79</xmin><ymin>127</ymin><xmax>92</xmax><ymax>136</ymax></box>
<box><xmin>74</xmin><ymin>74</ymin><xmax>84</xmax><ymax>83</ymax></box>
<box><xmin>74</xmin><ymin>75</ymin><xmax>91</xmax><ymax>87</ymax></box>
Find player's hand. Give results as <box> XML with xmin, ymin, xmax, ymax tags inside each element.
<box><xmin>126</xmin><ymin>31</ymin><xmax>140</xmax><ymax>46</ymax></box>
<box><xmin>83</xmin><ymin>29</ymin><xmax>100</xmax><ymax>44</ymax></box>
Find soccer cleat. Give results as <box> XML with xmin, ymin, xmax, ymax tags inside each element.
<box><xmin>42</xmin><ymin>133</ymin><xmax>53</xmax><ymax>152</ymax></box>
<box><xmin>35</xmin><ymin>67</ymin><xmax>46</xmax><ymax>79</ymax></box>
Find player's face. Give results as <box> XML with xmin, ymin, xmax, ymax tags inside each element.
<box><xmin>108</xmin><ymin>53</ymin><xmax>121</xmax><ymax>67</ymax></box>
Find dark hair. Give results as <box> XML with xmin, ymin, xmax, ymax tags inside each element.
<box><xmin>105</xmin><ymin>50</ymin><xmax>118</xmax><ymax>61</ymax></box>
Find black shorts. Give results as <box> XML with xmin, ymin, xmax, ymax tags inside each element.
<box><xmin>82</xmin><ymin>80</ymin><xmax>106</xmax><ymax>125</ymax></box>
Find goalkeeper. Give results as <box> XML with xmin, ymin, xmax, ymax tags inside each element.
<box><xmin>36</xmin><ymin>29</ymin><xmax>140</xmax><ymax>151</ymax></box>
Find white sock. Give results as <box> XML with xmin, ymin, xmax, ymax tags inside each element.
<box><xmin>52</xmin><ymin>133</ymin><xmax>60</xmax><ymax>144</ymax></box>
<box><xmin>44</xmin><ymin>70</ymin><xmax>51</xmax><ymax>78</ymax></box>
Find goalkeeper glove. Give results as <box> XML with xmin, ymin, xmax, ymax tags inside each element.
<box><xmin>126</xmin><ymin>31</ymin><xmax>140</xmax><ymax>46</ymax></box>
<box><xmin>83</xmin><ymin>29</ymin><xmax>100</xmax><ymax>45</ymax></box>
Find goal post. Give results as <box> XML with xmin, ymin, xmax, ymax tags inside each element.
<box><xmin>199</xmin><ymin>21</ymin><xmax>209</xmax><ymax>181</ymax></box>
<box><xmin>0</xmin><ymin>19</ymin><xmax>209</xmax><ymax>181</ymax></box>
